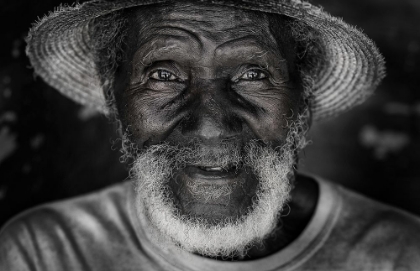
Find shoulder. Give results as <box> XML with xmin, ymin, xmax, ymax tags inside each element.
<box><xmin>326</xmin><ymin>180</ymin><xmax>420</xmax><ymax>270</ymax></box>
<box><xmin>0</xmin><ymin>182</ymin><xmax>133</xmax><ymax>270</ymax></box>
<box><xmin>336</xmin><ymin>183</ymin><xmax>420</xmax><ymax>238</ymax></box>
<box><xmin>1</xmin><ymin>181</ymin><xmax>131</xmax><ymax>233</ymax></box>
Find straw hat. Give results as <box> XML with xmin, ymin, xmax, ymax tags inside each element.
<box><xmin>26</xmin><ymin>0</ymin><xmax>385</xmax><ymax>121</ymax></box>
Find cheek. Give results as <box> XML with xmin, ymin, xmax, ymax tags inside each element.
<box><xmin>117</xmin><ymin>91</ymin><xmax>186</xmax><ymax>147</ymax></box>
<box><xmin>117</xmin><ymin>97</ymin><xmax>149</xmax><ymax>146</ymax></box>
<box><xmin>260</xmin><ymin>103</ymin><xmax>294</xmax><ymax>142</ymax></box>
<box><xmin>241</xmin><ymin>93</ymin><xmax>301</xmax><ymax>144</ymax></box>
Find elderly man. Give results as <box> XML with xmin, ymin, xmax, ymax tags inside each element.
<box><xmin>1</xmin><ymin>0</ymin><xmax>420</xmax><ymax>270</ymax></box>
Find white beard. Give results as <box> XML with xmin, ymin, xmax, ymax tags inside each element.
<box><xmin>129</xmin><ymin>115</ymin><xmax>308</xmax><ymax>258</ymax></box>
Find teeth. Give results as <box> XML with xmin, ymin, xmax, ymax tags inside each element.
<box><xmin>200</xmin><ymin>166</ymin><xmax>223</xmax><ymax>172</ymax></box>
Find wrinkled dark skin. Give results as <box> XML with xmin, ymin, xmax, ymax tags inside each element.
<box><xmin>113</xmin><ymin>3</ymin><xmax>318</xmax><ymax>259</ymax></box>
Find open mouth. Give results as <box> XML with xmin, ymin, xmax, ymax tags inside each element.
<box><xmin>197</xmin><ymin>166</ymin><xmax>225</xmax><ymax>172</ymax></box>
<box><xmin>184</xmin><ymin>164</ymin><xmax>240</xmax><ymax>179</ymax></box>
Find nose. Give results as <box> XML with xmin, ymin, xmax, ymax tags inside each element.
<box><xmin>181</xmin><ymin>86</ymin><xmax>242</xmax><ymax>142</ymax></box>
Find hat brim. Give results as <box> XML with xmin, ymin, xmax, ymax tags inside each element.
<box><xmin>26</xmin><ymin>0</ymin><xmax>385</xmax><ymax>121</ymax></box>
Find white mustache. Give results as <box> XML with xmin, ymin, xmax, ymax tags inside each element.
<box><xmin>136</xmin><ymin>140</ymin><xmax>278</xmax><ymax>172</ymax></box>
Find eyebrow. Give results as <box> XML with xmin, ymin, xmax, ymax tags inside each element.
<box><xmin>215</xmin><ymin>36</ymin><xmax>279</xmax><ymax>55</ymax></box>
<box><xmin>214</xmin><ymin>37</ymin><xmax>286</xmax><ymax>68</ymax></box>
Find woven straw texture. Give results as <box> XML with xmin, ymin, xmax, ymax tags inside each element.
<box><xmin>26</xmin><ymin>0</ymin><xmax>386</xmax><ymax>121</ymax></box>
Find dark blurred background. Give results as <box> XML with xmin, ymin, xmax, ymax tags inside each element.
<box><xmin>0</xmin><ymin>0</ymin><xmax>419</xmax><ymax>227</ymax></box>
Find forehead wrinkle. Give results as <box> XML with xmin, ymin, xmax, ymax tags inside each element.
<box><xmin>214</xmin><ymin>37</ymin><xmax>283</xmax><ymax>64</ymax></box>
<box><xmin>158</xmin><ymin>3</ymin><xmax>273</xmax><ymax>39</ymax></box>
<box><xmin>144</xmin><ymin>19</ymin><xmax>243</xmax><ymax>47</ymax></box>
<box><xmin>134</xmin><ymin>35</ymin><xmax>200</xmax><ymax>65</ymax></box>
<box><xmin>146</xmin><ymin>25</ymin><xmax>203</xmax><ymax>50</ymax></box>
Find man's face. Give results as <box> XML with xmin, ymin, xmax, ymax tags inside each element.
<box><xmin>113</xmin><ymin>3</ymin><xmax>304</xmax><ymax>257</ymax></box>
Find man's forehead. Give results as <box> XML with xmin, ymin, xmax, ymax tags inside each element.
<box><xmin>133</xmin><ymin>35</ymin><xmax>281</xmax><ymax>61</ymax></box>
<box><xmin>124</xmin><ymin>2</ymin><xmax>287</xmax><ymax>62</ymax></box>
<box><xmin>125</xmin><ymin>2</ymin><xmax>279</xmax><ymax>46</ymax></box>
<box><xmin>131</xmin><ymin>2</ymin><xmax>271</xmax><ymax>31</ymax></box>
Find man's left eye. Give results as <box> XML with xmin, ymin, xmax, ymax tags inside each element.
<box><xmin>149</xmin><ymin>70</ymin><xmax>178</xmax><ymax>81</ymax></box>
<box><xmin>239</xmin><ymin>69</ymin><xmax>268</xmax><ymax>80</ymax></box>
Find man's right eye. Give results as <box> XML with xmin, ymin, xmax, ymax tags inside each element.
<box><xmin>149</xmin><ymin>70</ymin><xmax>178</xmax><ymax>81</ymax></box>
